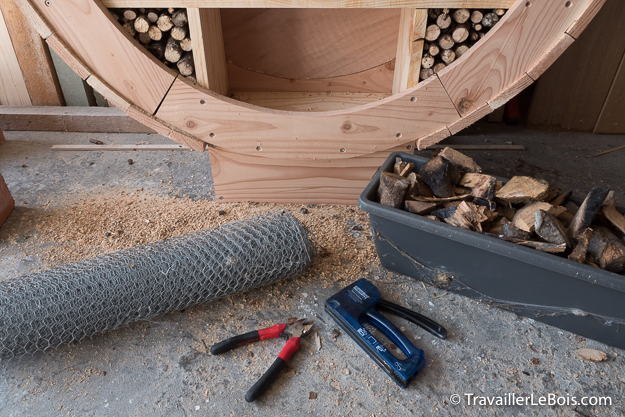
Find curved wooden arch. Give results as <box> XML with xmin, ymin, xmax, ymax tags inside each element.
<box><xmin>18</xmin><ymin>0</ymin><xmax>605</xmax><ymax>202</ymax></box>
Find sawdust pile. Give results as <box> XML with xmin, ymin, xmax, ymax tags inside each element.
<box><xmin>28</xmin><ymin>192</ymin><xmax>378</xmax><ymax>281</ymax></box>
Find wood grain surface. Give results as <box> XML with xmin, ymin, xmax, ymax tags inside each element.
<box><xmin>230</xmin><ymin>92</ymin><xmax>390</xmax><ymax>111</ymax></box>
<box><xmin>101</xmin><ymin>0</ymin><xmax>516</xmax><ymax>8</ymax></box>
<box><xmin>188</xmin><ymin>8</ymin><xmax>228</xmax><ymax>94</ymax></box>
<box><xmin>0</xmin><ymin>7</ymin><xmax>30</xmax><ymax>106</ymax></box>
<box><xmin>392</xmin><ymin>8</ymin><xmax>428</xmax><ymax>94</ymax></box>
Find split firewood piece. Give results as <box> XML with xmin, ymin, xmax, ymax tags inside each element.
<box><xmin>444</xmin><ymin>201</ymin><xmax>489</xmax><ymax>232</ymax></box>
<box><xmin>575</xmin><ymin>348</ymin><xmax>608</xmax><ymax>362</ymax></box>
<box><xmin>164</xmin><ymin>37</ymin><xmax>183</xmax><ymax>63</ymax></box>
<box><xmin>458</xmin><ymin>173</ymin><xmax>497</xmax><ymax>199</ymax></box>
<box><xmin>425</xmin><ymin>24</ymin><xmax>441</xmax><ymax>42</ymax></box>
<box><xmin>400</xmin><ymin>163</ymin><xmax>414</xmax><ymax>177</ymax></box>
<box><xmin>557</xmin><ymin>211</ymin><xmax>575</xmax><ymax>228</ymax></box>
<box><xmin>451</xmin><ymin>8</ymin><xmax>470</xmax><ymax>24</ymax></box>
<box><xmin>414</xmin><ymin>194</ymin><xmax>470</xmax><ymax>203</ymax></box>
<box><xmin>393</xmin><ymin>157</ymin><xmax>407</xmax><ymax>175</ymax></box>
<box><xmin>495</xmin><ymin>176</ymin><xmax>549</xmax><ymax>204</ymax></box>
<box><xmin>500</xmin><ymin>219</ymin><xmax>532</xmax><ymax>240</ymax></box>
<box><xmin>564</xmin><ymin>201</ymin><xmax>579</xmax><ymax>215</ymax></box>
<box><xmin>568</xmin><ymin>228</ymin><xmax>593</xmax><ymax>264</ymax></box>
<box><xmin>497</xmin><ymin>205</ymin><xmax>515</xmax><ymax>221</ymax></box>
<box><xmin>454</xmin><ymin>185</ymin><xmax>471</xmax><ymax>195</ymax></box>
<box><xmin>512</xmin><ymin>201</ymin><xmax>553</xmax><ymax>232</ymax></box>
<box><xmin>405</xmin><ymin>200</ymin><xmax>437</xmax><ymax>215</ymax></box>
<box><xmin>134</xmin><ymin>14</ymin><xmax>150</xmax><ymax>33</ymax></box>
<box><xmin>487</xmin><ymin>217</ymin><xmax>506</xmax><ymax>234</ymax></box>
<box><xmin>601</xmin><ymin>191</ymin><xmax>625</xmax><ymax>234</ymax></box>
<box><xmin>482</xmin><ymin>12</ymin><xmax>499</xmax><ymax>28</ymax></box>
<box><xmin>419</xmin><ymin>156</ymin><xmax>461</xmax><ymax>198</ymax></box>
<box><xmin>511</xmin><ymin>240</ymin><xmax>567</xmax><ymax>253</ymax></box>
<box><xmin>436</xmin><ymin>13</ymin><xmax>452</xmax><ymax>30</ymax></box>
<box><xmin>452</xmin><ymin>24</ymin><xmax>470</xmax><ymax>43</ymax></box>
<box><xmin>587</xmin><ymin>226</ymin><xmax>625</xmax><ymax>272</ymax></box>
<box><xmin>438</xmin><ymin>34</ymin><xmax>455</xmax><ymax>50</ymax></box>
<box><xmin>543</xmin><ymin>189</ymin><xmax>560</xmax><ymax>203</ymax></box>
<box><xmin>431</xmin><ymin>205</ymin><xmax>457</xmax><ymax>221</ymax></box>
<box><xmin>378</xmin><ymin>172</ymin><xmax>410</xmax><ymax>209</ymax></box>
<box><xmin>157</xmin><ymin>13</ymin><xmax>174</xmax><ymax>32</ymax></box>
<box><xmin>441</xmin><ymin>49</ymin><xmax>456</xmax><ymax>65</ymax></box>
<box><xmin>535</xmin><ymin>210</ymin><xmax>570</xmax><ymax>247</ymax></box>
<box><xmin>567</xmin><ymin>187</ymin><xmax>610</xmax><ymax>240</ymax></box>
<box><xmin>148</xmin><ymin>25</ymin><xmax>162</xmax><ymax>41</ymax></box>
<box><xmin>171</xmin><ymin>10</ymin><xmax>188</xmax><ymax>27</ymax></box>
<box><xmin>412</xmin><ymin>174</ymin><xmax>434</xmax><ymax>197</ymax></box>
<box><xmin>470</xmin><ymin>10</ymin><xmax>483</xmax><ymax>24</ymax></box>
<box><xmin>438</xmin><ymin>147</ymin><xmax>481</xmax><ymax>173</ymax></box>
<box><xmin>177</xmin><ymin>52</ymin><xmax>195</xmax><ymax>76</ymax></box>
<box><xmin>474</xmin><ymin>197</ymin><xmax>496</xmax><ymax>211</ymax></box>
<box><xmin>550</xmin><ymin>190</ymin><xmax>573</xmax><ymax>207</ymax></box>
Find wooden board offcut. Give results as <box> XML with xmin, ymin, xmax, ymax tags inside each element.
<box><xmin>0</xmin><ymin>7</ymin><xmax>31</xmax><ymax>106</ymax></box>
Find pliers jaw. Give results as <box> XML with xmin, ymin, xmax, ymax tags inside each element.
<box><xmin>281</xmin><ymin>318</ymin><xmax>314</xmax><ymax>339</ymax></box>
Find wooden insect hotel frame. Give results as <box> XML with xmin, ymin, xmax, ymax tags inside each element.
<box><xmin>17</xmin><ymin>0</ymin><xmax>605</xmax><ymax>204</ymax></box>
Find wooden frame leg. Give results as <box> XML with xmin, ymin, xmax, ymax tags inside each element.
<box><xmin>0</xmin><ymin>170</ymin><xmax>14</xmax><ymax>227</ymax></box>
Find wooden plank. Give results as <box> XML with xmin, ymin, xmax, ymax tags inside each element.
<box><xmin>594</xmin><ymin>50</ymin><xmax>625</xmax><ymax>134</ymax></box>
<box><xmin>526</xmin><ymin>33</ymin><xmax>574</xmax><ymax>80</ymax></box>
<box><xmin>30</xmin><ymin>0</ymin><xmax>176</xmax><ymax>114</ymax></box>
<box><xmin>392</xmin><ymin>8</ymin><xmax>428</xmax><ymax>94</ymax></box>
<box><xmin>527</xmin><ymin>0</ymin><xmax>625</xmax><ymax>131</ymax></box>
<box><xmin>230</xmin><ymin>92</ymin><xmax>391</xmax><ymax>112</ymax></box>
<box><xmin>0</xmin><ymin>0</ymin><xmax>63</xmax><ymax>106</ymax></box>
<box><xmin>156</xmin><ymin>74</ymin><xmax>459</xmax><ymax>159</ymax></box>
<box><xmin>488</xmin><ymin>74</ymin><xmax>533</xmax><ymax>110</ymax></box>
<box><xmin>222</xmin><ymin>8</ymin><xmax>399</xmax><ymax>80</ymax></box>
<box><xmin>0</xmin><ymin>171</ymin><xmax>14</xmax><ymax>227</ymax></box>
<box><xmin>101</xmin><ymin>0</ymin><xmax>516</xmax><ymax>8</ymax></box>
<box><xmin>447</xmin><ymin>103</ymin><xmax>493</xmax><ymax>135</ymax></box>
<box><xmin>209</xmin><ymin>142</ymin><xmax>415</xmax><ymax>205</ymax></box>
<box><xmin>439</xmin><ymin>0</ymin><xmax>592</xmax><ymax>116</ymax></box>
<box><xmin>86</xmin><ymin>74</ymin><xmax>132</xmax><ymax>112</ymax></box>
<box><xmin>188</xmin><ymin>8</ymin><xmax>228</xmax><ymax>95</ymax></box>
<box><xmin>0</xmin><ymin>7</ymin><xmax>31</xmax><ymax>106</ymax></box>
<box><xmin>46</xmin><ymin>35</ymin><xmax>92</xmax><ymax>80</ymax></box>
<box><xmin>0</xmin><ymin>106</ymin><xmax>154</xmax><ymax>133</ymax></box>
<box><xmin>227</xmin><ymin>61</ymin><xmax>394</xmax><ymax>93</ymax></box>
<box><xmin>566</xmin><ymin>0</ymin><xmax>607</xmax><ymax>39</ymax></box>
<box><xmin>52</xmin><ymin>144</ymin><xmax>191</xmax><ymax>151</ymax></box>
<box><xmin>416</xmin><ymin>126</ymin><xmax>451</xmax><ymax>150</ymax></box>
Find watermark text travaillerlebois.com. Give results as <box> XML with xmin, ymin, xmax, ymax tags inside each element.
<box><xmin>449</xmin><ymin>393</ymin><xmax>613</xmax><ymax>407</ymax></box>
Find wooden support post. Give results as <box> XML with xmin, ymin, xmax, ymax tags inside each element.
<box><xmin>392</xmin><ymin>8</ymin><xmax>428</xmax><ymax>94</ymax></box>
<box><xmin>0</xmin><ymin>170</ymin><xmax>14</xmax><ymax>228</ymax></box>
<box><xmin>0</xmin><ymin>0</ymin><xmax>63</xmax><ymax>106</ymax></box>
<box><xmin>0</xmin><ymin>7</ymin><xmax>30</xmax><ymax>105</ymax></box>
<box><xmin>187</xmin><ymin>8</ymin><xmax>228</xmax><ymax>95</ymax></box>
<box><xmin>0</xmin><ymin>127</ymin><xmax>4</xmax><ymax>145</ymax></box>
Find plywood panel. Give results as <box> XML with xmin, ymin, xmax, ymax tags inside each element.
<box><xmin>221</xmin><ymin>8</ymin><xmax>400</xmax><ymax>79</ymax></box>
<box><xmin>0</xmin><ymin>0</ymin><xmax>63</xmax><ymax>106</ymax></box>
<box><xmin>230</xmin><ymin>92</ymin><xmax>390</xmax><ymax>111</ymax></box>
<box><xmin>209</xmin><ymin>142</ymin><xmax>414</xmax><ymax>204</ymax></box>
<box><xmin>527</xmin><ymin>0</ymin><xmax>625</xmax><ymax>131</ymax></box>
<box><xmin>156</xmin><ymin>74</ymin><xmax>458</xmax><ymax>159</ymax></box>
<box><xmin>102</xmin><ymin>0</ymin><xmax>516</xmax><ymax>8</ymax></box>
<box><xmin>0</xmin><ymin>7</ymin><xmax>30</xmax><ymax>106</ymax></box>
<box><xmin>439</xmin><ymin>0</ymin><xmax>592</xmax><ymax>116</ymax></box>
<box><xmin>31</xmin><ymin>0</ymin><xmax>176</xmax><ymax>114</ymax></box>
<box><xmin>227</xmin><ymin>61</ymin><xmax>394</xmax><ymax>93</ymax></box>
<box><xmin>594</xmin><ymin>51</ymin><xmax>625</xmax><ymax>134</ymax></box>
<box><xmin>188</xmin><ymin>8</ymin><xmax>228</xmax><ymax>94</ymax></box>
<box><xmin>392</xmin><ymin>8</ymin><xmax>428</xmax><ymax>94</ymax></box>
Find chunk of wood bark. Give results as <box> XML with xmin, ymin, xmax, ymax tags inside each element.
<box><xmin>568</xmin><ymin>228</ymin><xmax>593</xmax><ymax>264</ymax></box>
<box><xmin>512</xmin><ymin>240</ymin><xmax>567</xmax><ymax>253</ymax></box>
<box><xmin>157</xmin><ymin>13</ymin><xmax>174</xmax><ymax>32</ymax></box>
<box><xmin>413</xmin><ymin>194</ymin><xmax>470</xmax><ymax>203</ymax></box>
<box><xmin>148</xmin><ymin>25</ymin><xmax>162</xmax><ymax>41</ymax></box>
<box><xmin>431</xmin><ymin>205</ymin><xmax>457</xmax><ymax>221</ymax></box>
<box><xmin>180</xmin><ymin>38</ymin><xmax>193</xmax><ymax>52</ymax></box>
<box><xmin>436</xmin><ymin>13</ymin><xmax>452</xmax><ymax>29</ymax></box>
<box><xmin>575</xmin><ymin>348</ymin><xmax>608</xmax><ymax>362</ymax></box>
<box><xmin>451</xmin><ymin>8</ymin><xmax>470</xmax><ymax>24</ymax></box>
<box><xmin>438</xmin><ymin>34</ymin><xmax>455</xmax><ymax>50</ymax></box>
<box><xmin>512</xmin><ymin>201</ymin><xmax>553</xmax><ymax>232</ymax></box>
<box><xmin>409</xmin><ymin>174</ymin><xmax>434</xmax><ymax>198</ymax></box>
<box><xmin>587</xmin><ymin>226</ymin><xmax>625</xmax><ymax>272</ymax></box>
<box><xmin>444</xmin><ymin>201</ymin><xmax>488</xmax><ymax>232</ymax></box>
<box><xmin>171</xmin><ymin>26</ymin><xmax>187</xmax><ymax>41</ymax></box>
<box><xmin>438</xmin><ymin>147</ymin><xmax>481</xmax><ymax>173</ymax></box>
<box><xmin>378</xmin><ymin>172</ymin><xmax>410</xmax><ymax>209</ymax></box>
<box><xmin>171</xmin><ymin>10</ymin><xmax>188</xmax><ymax>27</ymax></box>
<box><xmin>550</xmin><ymin>191</ymin><xmax>572</xmax><ymax>207</ymax></box>
<box><xmin>148</xmin><ymin>41</ymin><xmax>165</xmax><ymax>60</ymax></box>
<box><xmin>177</xmin><ymin>52</ymin><xmax>194</xmax><ymax>76</ymax></box>
<box><xmin>419</xmin><ymin>156</ymin><xmax>461</xmax><ymax>198</ymax></box>
<box><xmin>567</xmin><ymin>187</ymin><xmax>610</xmax><ymax>240</ymax></box>
<box><xmin>535</xmin><ymin>210</ymin><xmax>570</xmax><ymax>247</ymax></box>
<box><xmin>496</xmin><ymin>176</ymin><xmax>549</xmax><ymax>203</ymax></box>
<box><xmin>452</xmin><ymin>24</ymin><xmax>470</xmax><ymax>43</ymax></box>
<box><xmin>433</xmin><ymin>63</ymin><xmax>446</xmax><ymax>74</ymax></box>
<box><xmin>134</xmin><ymin>14</ymin><xmax>150</xmax><ymax>33</ymax></box>
<box><xmin>482</xmin><ymin>12</ymin><xmax>499</xmax><ymax>28</ymax></box>
<box><xmin>500</xmin><ymin>219</ymin><xmax>532</xmax><ymax>240</ymax></box>
<box><xmin>405</xmin><ymin>200</ymin><xmax>437</xmax><ymax>215</ymax></box>
<box><xmin>470</xmin><ymin>10</ymin><xmax>483</xmax><ymax>24</ymax></box>
<box><xmin>458</xmin><ymin>173</ymin><xmax>497</xmax><ymax>199</ymax></box>
<box><xmin>542</xmin><ymin>188</ymin><xmax>560</xmax><ymax>203</ymax></box>
<box><xmin>164</xmin><ymin>37</ymin><xmax>182</xmax><ymax>63</ymax></box>
<box><xmin>441</xmin><ymin>49</ymin><xmax>456</xmax><ymax>65</ymax></box>
<box><xmin>425</xmin><ymin>24</ymin><xmax>441</xmax><ymax>42</ymax></box>
<box><xmin>601</xmin><ymin>191</ymin><xmax>625</xmax><ymax>234</ymax></box>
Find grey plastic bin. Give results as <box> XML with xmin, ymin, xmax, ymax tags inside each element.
<box><xmin>358</xmin><ymin>152</ymin><xmax>625</xmax><ymax>349</ymax></box>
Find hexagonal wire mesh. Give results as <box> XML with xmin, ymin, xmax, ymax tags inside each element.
<box><xmin>0</xmin><ymin>210</ymin><xmax>314</xmax><ymax>359</ymax></box>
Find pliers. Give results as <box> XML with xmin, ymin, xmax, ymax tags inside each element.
<box><xmin>211</xmin><ymin>318</ymin><xmax>314</xmax><ymax>402</ymax></box>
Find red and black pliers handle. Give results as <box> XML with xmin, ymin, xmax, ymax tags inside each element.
<box><xmin>210</xmin><ymin>319</ymin><xmax>312</xmax><ymax>402</ymax></box>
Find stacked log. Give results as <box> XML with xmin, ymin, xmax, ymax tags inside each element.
<box><xmin>421</xmin><ymin>8</ymin><xmax>506</xmax><ymax>80</ymax></box>
<box><xmin>110</xmin><ymin>8</ymin><xmax>195</xmax><ymax>80</ymax></box>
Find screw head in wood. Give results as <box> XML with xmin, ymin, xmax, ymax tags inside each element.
<box><xmin>209</xmin><ymin>132</ymin><xmax>215</xmax><ymax>138</ymax></box>
<box><xmin>340</xmin><ymin>148</ymin><xmax>346</xmax><ymax>153</ymax></box>
<box><xmin>565</xmin><ymin>1</ymin><xmax>571</xmax><ymax>7</ymax></box>
<box><xmin>256</xmin><ymin>146</ymin><xmax>262</xmax><ymax>151</ymax></box>
<box><xmin>200</xmin><ymin>99</ymin><xmax>206</xmax><ymax>105</ymax></box>
<box><xmin>410</xmin><ymin>97</ymin><xmax>416</xmax><ymax>102</ymax></box>
<box><xmin>45</xmin><ymin>0</ymin><xmax>51</xmax><ymax>6</ymax></box>
<box><xmin>396</xmin><ymin>133</ymin><xmax>402</xmax><ymax>139</ymax></box>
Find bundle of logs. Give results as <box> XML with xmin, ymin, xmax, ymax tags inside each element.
<box><xmin>110</xmin><ymin>8</ymin><xmax>195</xmax><ymax>79</ymax></box>
<box><xmin>420</xmin><ymin>8</ymin><xmax>506</xmax><ymax>80</ymax></box>
<box><xmin>378</xmin><ymin>149</ymin><xmax>625</xmax><ymax>274</ymax></box>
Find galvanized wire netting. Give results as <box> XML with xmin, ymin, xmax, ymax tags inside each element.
<box><xmin>0</xmin><ymin>210</ymin><xmax>313</xmax><ymax>359</ymax></box>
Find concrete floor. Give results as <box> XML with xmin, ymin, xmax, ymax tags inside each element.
<box><xmin>0</xmin><ymin>124</ymin><xmax>624</xmax><ymax>416</ymax></box>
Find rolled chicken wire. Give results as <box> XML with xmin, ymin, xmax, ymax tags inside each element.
<box><xmin>0</xmin><ymin>210</ymin><xmax>313</xmax><ymax>359</ymax></box>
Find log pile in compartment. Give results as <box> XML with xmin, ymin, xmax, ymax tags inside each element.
<box><xmin>110</xmin><ymin>8</ymin><xmax>196</xmax><ymax>81</ymax></box>
<box><xmin>420</xmin><ymin>7</ymin><xmax>506</xmax><ymax>80</ymax></box>
<box><xmin>380</xmin><ymin>150</ymin><xmax>625</xmax><ymax>275</ymax></box>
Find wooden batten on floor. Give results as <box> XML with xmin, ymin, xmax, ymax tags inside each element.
<box><xmin>188</xmin><ymin>8</ymin><xmax>228</xmax><ymax>95</ymax></box>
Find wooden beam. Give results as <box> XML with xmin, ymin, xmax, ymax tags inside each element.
<box><xmin>0</xmin><ymin>171</ymin><xmax>14</xmax><ymax>228</ymax></box>
<box><xmin>230</xmin><ymin>92</ymin><xmax>390</xmax><ymax>111</ymax></box>
<box><xmin>0</xmin><ymin>127</ymin><xmax>4</xmax><ymax>145</ymax></box>
<box><xmin>188</xmin><ymin>8</ymin><xmax>228</xmax><ymax>95</ymax></box>
<box><xmin>101</xmin><ymin>0</ymin><xmax>516</xmax><ymax>8</ymax></box>
<box><xmin>392</xmin><ymin>8</ymin><xmax>428</xmax><ymax>94</ymax></box>
<box><xmin>0</xmin><ymin>7</ymin><xmax>30</xmax><ymax>106</ymax></box>
<box><xmin>0</xmin><ymin>0</ymin><xmax>63</xmax><ymax>106</ymax></box>
<box><xmin>52</xmin><ymin>144</ymin><xmax>191</xmax><ymax>151</ymax></box>
<box><xmin>0</xmin><ymin>106</ymin><xmax>154</xmax><ymax>133</ymax></box>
